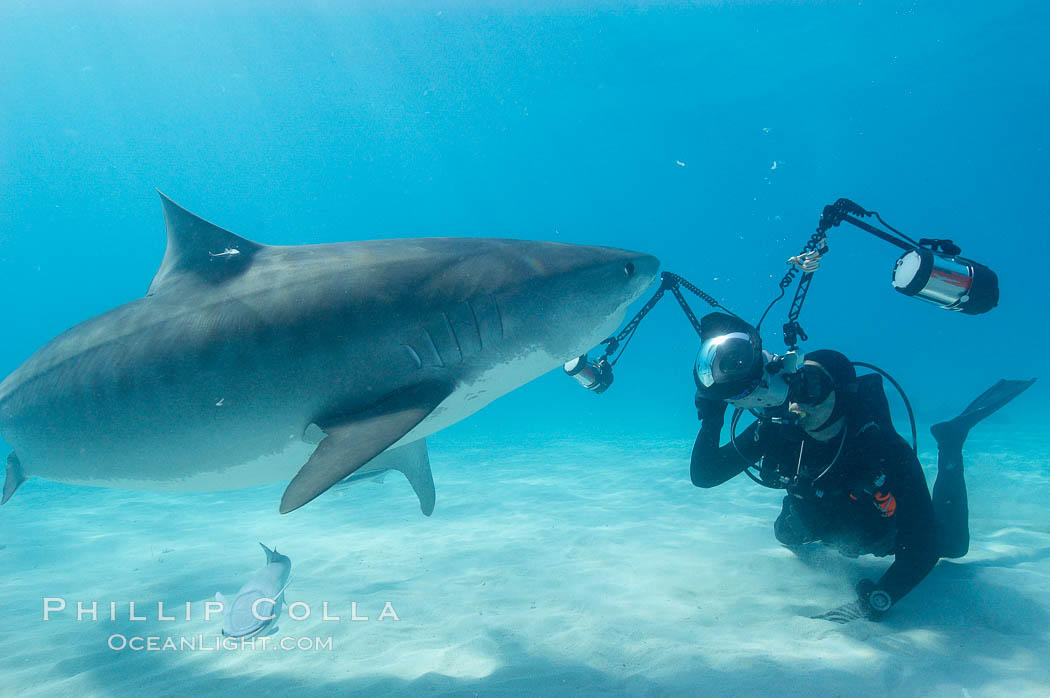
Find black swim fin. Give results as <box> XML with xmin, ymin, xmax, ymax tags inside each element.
<box><xmin>931</xmin><ymin>378</ymin><xmax>1036</xmax><ymax>447</ymax></box>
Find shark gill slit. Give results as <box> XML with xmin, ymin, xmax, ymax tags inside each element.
<box><xmin>490</xmin><ymin>294</ymin><xmax>504</xmax><ymax>339</ymax></box>
<box><xmin>466</xmin><ymin>299</ymin><xmax>482</xmax><ymax>350</ymax></box>
<box><xmin>402</xmin><ymin>344</ymin><xmax>423</xmax><ymax>369</ymax></box>
<box><xmin>421</xmin><ymin>327</ymin><xmax>444</xmax><ymax>368</ymax></box>
<box><xmin>441</xmin><ymin>311</ymin><xmax>463</xmax><ymax>360</ymax></box>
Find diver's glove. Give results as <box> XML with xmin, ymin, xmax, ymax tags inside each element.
<box><xmin>812</xmin><ymin>579</ymin><xmax>893</xmax><ymax>623</ymax></box>
<box><xmin>695</xmin><ymin>393</ymin><xmax>728</xmax><ymax>423</ymax></box>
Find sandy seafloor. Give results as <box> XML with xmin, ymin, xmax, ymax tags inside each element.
<box><xmin>2</xmin><ymin>426</ymin><xmax>1048</xmax><ymax>697</ymax></box>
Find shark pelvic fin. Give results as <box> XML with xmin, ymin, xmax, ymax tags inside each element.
<box><xmin>344</xmin><ymin>439</ymin><xmax>436</xmax><ymax>515</ymax></box>
<box><xmin>398</xmin><ymin>440</ymin><xmax>436</xmax><ymax>516</ymax></box>
<box><xmin>148</xmin><ymin>192</ymin><xmax>265</xmax><ymax>295</ymax></box>
<box><xmin>383</xmin><ymin>439</ymin><xmax>436</xmax><ymax>516</ymax></box>
<box><xmin>2</xmin><ymin>452</ymin><xmax>26</xmax><ymax>505</ymax></box>
<box><xmin>280</xmin><ymin>382</ymin><xmax>450</xmax><ymax>514</ymax></box>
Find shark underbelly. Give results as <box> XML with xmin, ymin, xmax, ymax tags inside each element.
<box><xmin>31</xmin><ymin>349</ymin><xmax>560</xmax><ymax>493</ymax></box>
<box><xmin>396</xmin><ymin>346</ymin><xmax>564</xmax><ymax>446</ymax></box>
<box><xmin>0</xmin><ymin>339</ymin><xmax>353</xmax><ymax>488</ymax></box>
<box><xmin>56</xmin><ymin>348</ymin><xmax>565</xmax><ymax>491</ymax></box>
<box><xmin>54</xmin><ymin>438</ymin><xmax>317</xmax><ymax>492</ymax></box>
<box><xmin>7</xmin><ymin>397</ymin><xmax>314</xmax><ymax>490</ymax></box>
<box><xmin>1</xmin><ymin>291</ymin><xmax>623</xmax><ymax>493</ymax></box>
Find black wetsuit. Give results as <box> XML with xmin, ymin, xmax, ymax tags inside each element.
<box><xmin>691</xmin><ymin>373</ymin><xmax>965</xmax><ymax>606</ymax></box>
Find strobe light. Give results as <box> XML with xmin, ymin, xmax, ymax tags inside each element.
<box><xmin>891</xmin><ymin>247</ymin><xmax>999</xmax><ymax>315</ymax></box>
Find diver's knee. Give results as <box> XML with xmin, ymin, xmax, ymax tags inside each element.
<box><xmin>775</xmin><ymin>526</ymin><xmax>803</xmax><ymax>547</ymax></box>
<box><xmin>940</xmin><ymin>539</ymin><xmax>970</xmax><ymax>559</ymax></box>
<box><xmin>774</xmin><ymin>515</ymin><xmax>808</xmax><ymax>546</ymax></box>
<box><xmin>690</xmin><ymin>470</ymin><xmax>721</xmax><ymax>488</ymax></box>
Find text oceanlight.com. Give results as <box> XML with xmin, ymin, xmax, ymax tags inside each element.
<box><xmin>108</xmin><ymin>634</ymin><xmax>334</xmax><ymax>652</ymax></box>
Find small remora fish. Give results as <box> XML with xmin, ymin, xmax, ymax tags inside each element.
<box><xmin>215</xmin><ymin>543</ymin><xmax>292</xmax><ymax>638</ymax></box>
<box><xmin>209</xmin><ymin>247</ymin><xmax>241</xmax><ymax>258</ymax></box>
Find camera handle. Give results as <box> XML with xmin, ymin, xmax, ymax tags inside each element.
<box><xmin>761</xmin><ymin>198</ymin><xmax>932</xmax><ymax>351</ymax></box>
<box><xmin>599</xmin><ymin>272</ymin><xmax>734</xmax><ymax>366</ymax></box>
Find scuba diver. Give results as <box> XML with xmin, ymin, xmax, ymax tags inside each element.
<box><xmin>689</xmin><ymin>311</ymin><xmax>1035</xmax><ymax>622</ymax></box>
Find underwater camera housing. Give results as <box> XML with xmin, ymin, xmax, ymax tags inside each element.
<box><xmin>727</xmin><ymin>350</ymin><xmax>805</xmax><ymax>411</ymax></box>
<box><xmin>891</xmin><ymin>241</ymin><xmax>999</xmax><ymax>315</ymax></box>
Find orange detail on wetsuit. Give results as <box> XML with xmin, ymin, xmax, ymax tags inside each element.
<box><xmin>874</xmin><ymin>491</ymin><xmax>897</xmax><ymax>517</ymax></box>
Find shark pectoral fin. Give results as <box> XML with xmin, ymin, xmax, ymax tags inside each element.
<box><xmin>2</xmin><ymin>453</ymin><xmax>26</xmax><ymax>505</ymax></box>
<box><xmin>279</xmin><ymin>382</ymin><xmax>450</xmax><ymax>514</ymax></box>
<box><xmin>302</xmin><ymin>423</ymin><xmax>326</xmax><ymax>445</ymax></box>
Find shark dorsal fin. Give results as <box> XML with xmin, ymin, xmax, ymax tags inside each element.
<box><xmin>148</xmin><ymin>192</ymin><xmax>265</xmax><ymax>295</ymax></box>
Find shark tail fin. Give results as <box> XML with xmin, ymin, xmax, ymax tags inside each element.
<box><xmin>259</xmin><ymin>542</ymin><xmax>278</xmax><ymax>564</ymax></box>
<box><xmin>2</xmin><ymin>452</ymin><xmax>26</xmax><ymax>505</ymax></box>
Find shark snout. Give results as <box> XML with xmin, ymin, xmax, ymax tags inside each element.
<box><xmin>593</xmin><ymin>247</ymin><xmax>660</xmax><ymax>302</ymax></box>
<box><xmin>622</xmin><ymin>251</ymin><xmax>660</xmax><ymax>294</ymax></box>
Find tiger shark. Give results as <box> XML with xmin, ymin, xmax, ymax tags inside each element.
<box><xmin>0</xmin><ymin>194</ymin><xmax>658</xmax><ymax>514</ymax></box>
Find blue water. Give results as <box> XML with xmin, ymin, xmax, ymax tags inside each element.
<box><xmin>2</xmin><ymin>2</ymin><xmax>1049</xmax><ymax>695</ymax></box>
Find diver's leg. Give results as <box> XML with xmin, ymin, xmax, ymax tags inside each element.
<box><xmin>929</xmin><ymin>379</ymin><xmax>1035</xmax><ymax>450</ymax></box>
<box><xmin>775</xmin><ymin>496</ymin><xmax>817</xmax><ymax>548</ymax></box>
<box><xmin>931</xmin><ymin>436</ymin><xmax>969</xmax><ymax>558</ymax></box>
<box><xmin>929</xmin><ymin>378</ymin><xmax>1035</xmax><ymax>559</ymax></box>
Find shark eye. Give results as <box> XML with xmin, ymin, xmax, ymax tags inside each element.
<box><xmin>624</xmin><ymin>262</ymin><xmax>635</xmax><ymax>278</ymax></box>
